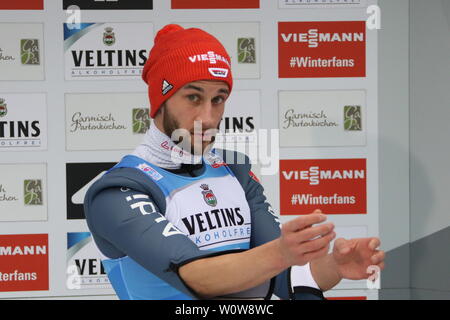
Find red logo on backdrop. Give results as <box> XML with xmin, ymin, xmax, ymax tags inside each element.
<box><xmin>280</xmin><ymin>159</ymin><xmax>367</xmax><ymax>215</ymax></box>
<box><xmin>278</xmin><ymin>21</ymin><xmax>366</xmax><ymax>78</ymax></box>
<box><xmin>171</xmin><ymin>0</ymin><xmax>259</xmax><ymax>9</ymax></box>
<box><xmin>0</xmin><ymin>0</ymin><xmax>43</xmax><ymax>10</ymax></box>
<box><xmin>0</xmin><ymin>234</ymin><xmax>49</xmax><ymax>292</ymax></box>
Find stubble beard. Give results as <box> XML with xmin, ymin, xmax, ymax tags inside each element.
<box><xmin>162</xmin><ymin>105</ymin><xmax>219</xmax><ymax>156</ymax></box>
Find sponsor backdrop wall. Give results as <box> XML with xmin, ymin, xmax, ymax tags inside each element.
<box><xmin>0</xmin><ymin>0</ymin><xmax>379</xmax><ymax>300</ymax></box>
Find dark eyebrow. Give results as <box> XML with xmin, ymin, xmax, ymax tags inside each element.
<box><xmin>183</xmin><ymin>84</ymin><xmax>204</xmax><ymax>92</ymax></box>
<box><xmin>183</xmin><ymin>84</ymin><xmax>230</xmax><ymax>96</ymax></box>
<box><xmin>218</xmin><ymin>88</ymin><xmax>230</xmax><ymax>95</ymax></box>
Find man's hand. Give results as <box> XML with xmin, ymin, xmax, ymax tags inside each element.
<box><xmin>332</xmin><ymin>237</ymin><xmax>385</xmax><ymax>280</ymax></box>
<box><xmin>278</xmin><ymin>210</ymin><xmax>336</xmax><ymax>267</ymax></box>
<box><xmin>178</xmin><ymin>210</ymin><xmax>336</xmax><ymax>298</ymax></box>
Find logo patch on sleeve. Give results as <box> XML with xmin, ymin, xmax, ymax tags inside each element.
<box><xmin>137</xmin><ymin>163</ymin><xmax>163</xmax><ymax>181</ymax></box>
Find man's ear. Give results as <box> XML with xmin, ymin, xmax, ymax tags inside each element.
<box><xmin>153</xmin><ymin>102</ymin><xmax>165</xmax><ymax>125</ymax></box>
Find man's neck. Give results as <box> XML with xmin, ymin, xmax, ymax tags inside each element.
<box><xmin>132</xmin><ymin>123</ymin><xmax>203</xmax><ymax>170</ymax></box>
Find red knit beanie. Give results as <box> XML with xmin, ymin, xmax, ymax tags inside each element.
<box><xmin>142</xmin><ymin>24</ymin><xmax>233</xmax><ymax>118</ymax></box>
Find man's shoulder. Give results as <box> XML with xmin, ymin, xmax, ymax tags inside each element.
<box><xmin>83</xmin><ymin>166</ymin><xmax>159</xmax><ymax>206</ymax></box>
<box><xmin>212</xmin><ymin>148</ymin><xmax>257</xmax><ymax>187</ymax></box>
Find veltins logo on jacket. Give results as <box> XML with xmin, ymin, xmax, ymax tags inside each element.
<box><xmin>201</xmin><ymin>184</ymin><xmax>217</xmax><ymax>207</ymax></box>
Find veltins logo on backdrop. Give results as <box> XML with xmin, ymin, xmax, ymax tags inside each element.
<box><xmin>63</xmin><ymin>0</ymin><xmax>153</xmax><ymax>10</ymax></box>
<box><xmin>278</xmin><ymin>21</ymin><xmax>366</xmax><ymax>78</ymax></box>
<box><xmin>103</xmin><ymin>27</ymin><xmax>115</xmax><ymax>46</ymax></box>
<box><xmin>171</xmin><ymin>0</ymin><xmax>260</xmax><ymax>9</ymax></box>
<box><xmin>0</xmin><ymin>0</ymin><xmax>43</xmax><ymax>10</ymax></box>
<box><xmin>64</xmin><ymin>23</ymin><xmax>152</xmax><ymax>80</ymax></box>
<box><xmin>66</xmin><ymin>232</ymin><xmax>111</xmax><ymax>290</ymax></box>
<box><xmin>0</xmin><ymin>234</ymin><xmax>48</xmax><ymax>292</ymax></box>
<box><xmin>0</xmin><ymin>98</ymin><xmax>6</xmax><ymax>117</ymax></box>
<box><xmin>280</xmin><ymin>159</ymin><xmax>367</xmax><ymax>215</ymax></box>
<box><xmin>0</xmin><ymin>95</ymin><xmax>46</xmax><ymax>150</ymax></box>
<box><xmin>66</xmin><ymin>163</ymin><xmax>117</xmax><ymax>220</ymax></box>
<box><xmin>215</xmin><ymin>90</ymin><xmax>260</xmax><ymax>145</ymax></box>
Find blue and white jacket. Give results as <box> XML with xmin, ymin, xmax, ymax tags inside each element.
<box><xmin>83</xmin><ymin>149</ymin><xmax>324</xmax><ymax>300</ymax></box>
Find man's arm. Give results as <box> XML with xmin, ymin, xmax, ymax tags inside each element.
<box><xmin>191</xmin><ymin>150</ymin><xmax>338</xmax><ymax>299</ymax></box>
<box><xmin>85</xmin><ymin>185</ymin><xmax>220</xmax><ymax>298</ymax></box>
<box><xmin>310</xmin><ymin>254</ymin><xmax>342</xmax><ymax>291</ymax></box>
<box><xmin>179</xmin><ymin>213</ymin><xmax>336</xmax><ymax>298</ymax></box>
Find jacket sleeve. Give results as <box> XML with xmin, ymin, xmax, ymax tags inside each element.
<box><xmin>225</xmin><ymin>150</ymin><xmax>325</xmax><ymax>300</ymax></box>
<box><xmin>84</xmin><ymin>172</ymin><xmax>229</xmax><ymax>298</ymax></box>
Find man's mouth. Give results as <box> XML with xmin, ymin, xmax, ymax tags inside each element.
<box><xmin>191</xmin><ymin>131</ymin><xmax>216</xmax><ymax>141</ymax></box>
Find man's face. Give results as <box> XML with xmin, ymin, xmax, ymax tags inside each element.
<box><xmin>155</xmin><ymin>80</ymin><xmax>230</xmax><ymax>155</ymax></box>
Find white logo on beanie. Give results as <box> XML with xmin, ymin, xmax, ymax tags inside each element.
<box><xmin>208</xmin><ymin>68</ymin><xmax>229</xmax><ymax>78</ymax></box>
<box><xmin>162</xmin><ymin>80</ymin><xmax>174</xmax><ymax>95</ymax></box>
<box><xmin>188</xmin><ymin>51</ymin><xmax>231</xmax><ymax>67</ymax></box>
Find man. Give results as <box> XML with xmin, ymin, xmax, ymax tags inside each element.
<box><xmin>83</xmin><ymin>24</ymin><xmax>385</xmax><ymax>300</ymax></box>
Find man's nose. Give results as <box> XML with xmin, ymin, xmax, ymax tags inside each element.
<box><xmin>195</xmin><ymin>100</ymin><xmax>217</xmax><ymax>129</ymax></box>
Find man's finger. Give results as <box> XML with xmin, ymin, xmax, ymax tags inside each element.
<box><xmin>371</xmin><ymin>251</ymin><xmax>385</xmax><ymax>265</ymax></box>
<box><xmin>334</xmin><ymin>238</ymin><xmax>350</xmax><ymax>254</ymax></box>
<box><xmin>300</xmin><ymin>231</ymin><xmax>336</xmax><ymax>253</ymax></box>
<box><xmin>302</xmin><ymin>243</ymin><xmax>330</xmax><ymax>262</ymax></box>
<box><xmin>296</xmin><ymin>222</ymin><xmax>335</xmax><ymax>242</ymax></box>
<box><xmin>369</xmin><ymin>238</ymin><xmax>381</xmax><ymax>250</ymax></box>
<box><xmin>283</xmin><ymin>214</ymin><xmax>326</xmax><ymax>233</ymax></box>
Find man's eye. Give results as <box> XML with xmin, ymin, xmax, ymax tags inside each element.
<box><xmin>212</xmin><ymin>96</ymin><xmax>225</xmax><ymax>104</ymax></box>
<box><xmin>187</xmin><ymin>94</ymin><xmax>200</xmax><ymax>102</ymax></box>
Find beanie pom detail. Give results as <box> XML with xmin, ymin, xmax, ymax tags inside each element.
<box><xmin>154</xmin><ymin>24</ymin><xmax>184</xmax><ymax>44</ymax></box>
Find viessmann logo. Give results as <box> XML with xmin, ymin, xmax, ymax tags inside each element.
<box><xmin>0</xmin><ymin>234</ymin><xmax>49</xmax><ymax>292</ymax></box>
<box><xmin>282</xmin><ymin>166</ymin><xmax>365</xmax><ymax>185</ymax></box>
<box><xmin>280</xmin><ymin>29</ymin><xmax>365</xmax><ymax>48</ymax></box>
<box><xmin>189</xmin><ymin>51</ymin><xmax>231</xmax><ymax>67</ymax></box>
<box><xmin>280</xmin><ymin>159</ymin><xmax>367</xmax><ymax>215</ymax></box>
<box><xmin>278</xmin><ymin>21</ymin><xmax>366</xmax><ymax>78</ymax></box>
<box><xmin>0</xmin><ymin>245</ymin><xmax>46</xmax><ymax>256</ymax></box>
